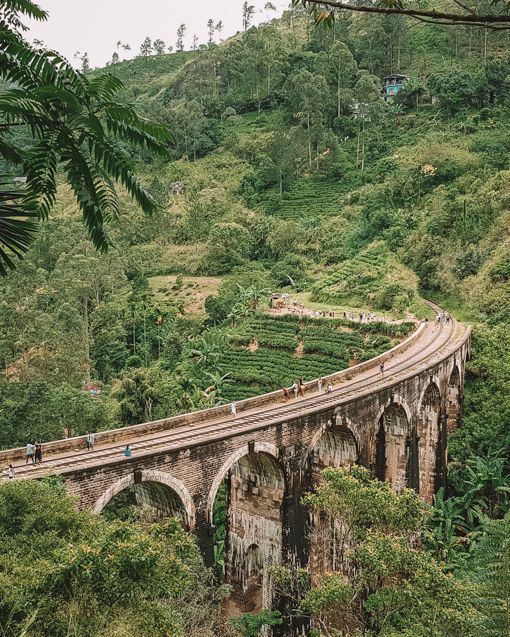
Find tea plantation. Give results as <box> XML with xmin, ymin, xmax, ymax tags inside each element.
<box><xmin>220</xmin><ymin>314</ymin><xmax>414</xmax><ymax>401</ymax></box>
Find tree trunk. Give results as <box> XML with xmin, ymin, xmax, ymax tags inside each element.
<box><xmin>83</xmin><ymin>297</ymin><xmax>91</xmax><ymax>383</ymax></box>
<box><xmin>307</xmin><ymin>113</ymin><xmax>312</xmax><ymax>169</ymax></box>
<box><xmin>337</xmin><ymin>66</ymin><xmax>341</xmax><ymax>118</ymax></box>
<box><xmin>143</xmin><ymin>306</ymin><xmax>148</xmax><ymax>366</ymax></box>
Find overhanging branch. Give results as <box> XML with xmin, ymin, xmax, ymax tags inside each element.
<box><xmin>300</xmin><ymin>0</ymin><xmax>510</xmax><ymax>28</ymax></box>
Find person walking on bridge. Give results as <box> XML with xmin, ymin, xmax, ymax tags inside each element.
<box><xmin>86</xmin><ymin>431</ymin><xmax>95</xmax><ymax>451</ymax></box>
<box><xmin>26</xmin><ymin>442</ymin><xmax>34</xmax><ymax>464</ymax></box>
<box><xmin>123</xmin><ymin>445</ymin><xmax>132</xmax><ymax>458</ymax></box>
<box><xmin>34</xmin><ymin>442</ymin><xmax>42</xmax><ymax>464</ymax></box>
<box><xmin>230</xmin><ymin>401</ymin><xmax>237</xmax><ymax>417</ymax></box>
<box><xmin>379</xmin><ymin>362</ymin><xmax>385</xmax><ymax>376</ymax></box>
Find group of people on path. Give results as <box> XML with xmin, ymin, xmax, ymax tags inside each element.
<box><xmin>281</xmin><ymin>377</ymin><xmax>333</xmax><ymax>400</ymax></box>
<box><xmin>436</xmin><ymin>311</ymin><xmax>451</xmax><ymax>324</ymax></box>
<box><xmin>341</xmin><ymin>311</ymin><xmax>378</xmax><ymax>323</ymax></box>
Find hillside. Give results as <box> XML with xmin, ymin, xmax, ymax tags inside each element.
<box><xmin>2</xmin><ymin>7</ymin><xmax>510</xmax><ymax>633</ymax></box>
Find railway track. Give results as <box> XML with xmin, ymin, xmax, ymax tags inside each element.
<box><xmin>7</xmin><ymin>303</ymin><xmax>469</xmax><ymax>480</ymax></box>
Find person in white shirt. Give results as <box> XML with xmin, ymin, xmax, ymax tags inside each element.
<box><xmin>231</xmin><ymin>401</ymin><xmax>237</xmax><ymax>417</ymax></box>
<box><xmin>7</xmin><ymin>464</ymin><xmax>14</xmax><ymax>479</ymax></box>
<box><xmin>86</xmin><ymin>431</ymin><xmax>95</xmax><ymax>450</ymax></box>
<box><xmin>26</xmin><ymin>442</ymin><xmax>34</xmax><ymax>464</ymax></box>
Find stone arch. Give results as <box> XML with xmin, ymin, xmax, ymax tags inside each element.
<box><xmin>206</xmin><ymin>442</ymin><xmax>280</xmax><ymax>524</ymax></box>
<box><xmin>310</xmin><ymin>420</ymin><xmax>359</xmax><ymax>476</ymax></box>
<box><xmin>375</xmin><ymin>399</ymin><xmax>411</xmax><ymax>492</ymax></box>
<box><xmin>210</xmin><ymin>444</ymin><xmax>285</xmax><ymax>618</ymax></box>
<box><xmin>307</xmin><ymin>418</ymin><xmax>359</xmax><ymax>577</ymax></box>
<box><xmin>92</xmin><ymin>469</ymin><xmax>195</xmax><ymax>528</ymax></box>
<box><xmin>416</xmin><ymin>382</ymin><xmax>441</xmax><ymax>501</ymax></box>
<box><xmin>447</xmin><ymin>365</ymin><xmax>462</xmax><ymax>430</ymax></box>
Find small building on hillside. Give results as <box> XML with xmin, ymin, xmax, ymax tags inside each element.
<box><xmin>383</xmin><ymin>74</ymin><xmax>409</xmax><ymax>100</ymax></box>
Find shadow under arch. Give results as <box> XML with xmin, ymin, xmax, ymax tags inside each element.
<box><xmin>447</xmin><ymin>364</ymin><xmax>462</xmax><ymax>430</ymax></box>
<box><xmin>92</xmin><ymin>469</ymin><xmax>195</xmax><ymax>528</ymax></box>
<box><xmin>375</xmin><ymin>398</ymin><xmax>411</xmax><ymax>491</ymax></box>
<box><xmin>309</xmin><ymin>420</ymin><xmax>359</xmax><ymax>475</ymax></box>
<box><xmin>306</xmin><ymin>418</ymin><xmax>359</xmax><ymax>577</ymax></box>
<box><xmin>209</xmin><ymin>443</ymin><xmax>285</xmax><ymax>618</ymax></box>
<box><xmin>416</xmin><ymin>381</ymin><xmax>442</xmax><ymax>501</ymax></box>
<box><xmin>206</xmin><ymin>442</ymin><xmax>280</xmax><ymax>524</ymax></box>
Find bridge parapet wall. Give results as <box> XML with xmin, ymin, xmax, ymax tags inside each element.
<box><xmin>0</xmin><ymin>322</ymin><xmax>425</xmax><ymax>465</ymax></box>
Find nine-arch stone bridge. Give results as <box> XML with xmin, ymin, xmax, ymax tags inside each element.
<box><xmin>2</xmin><ymin>307</ymin><xmax>470</xmax><ymax>620</ymax></box>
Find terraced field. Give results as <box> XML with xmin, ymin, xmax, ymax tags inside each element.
<box><xmin>312</xmin><ymin>241</ymin><xmax>421</xmax><ymax>314</ymax></box>
<box><xmin>259</xmin><ymin>175</ymin><xmax>347</xmax><ymax>221</ymax></box>
<box><xmin>221</xmin><ymin>314</ymin><xmax>413</xmax><ymax>401</ymax></box>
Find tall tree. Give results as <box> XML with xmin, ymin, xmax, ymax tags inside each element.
<box><xmin>329</xmin><ymin>40</ymin><xmax>357</xmax><ymax>117</ymax></box>
<box><xmin>110</xmin><ymin>50</ymin><xmax>119</xmax><ymax>74</ymax></box>
<box><xmin>207</xmin><ymin>18</ymin><xmax>215</xmax><ymax>45</ymax></box>
<box><xmin>242</xmin><ymin>1</ymin><xmax>255</xmax><ymax>30</ymax></box>
<box><xmin>192</xmin><ymin>33</ymin><xmax>199</xmax><ymax>51</ymax></box>
<box><xmin>176</xmin><ymin>23</ymin><xmax>187</xmax><ymax>52</ymax></box>
<box><xmin>215</xmin><ymin>20</ymin><xmax>224</xmax><ymax>40</ymax></box>
<box><xmin>285</xmin><ymin>69</ymin><xmax>330</xmax><ymax>169</ymax></box>
<box><xmin>140</xmin><ymin>36</ymin><xmax>153</xmax><ymax>67</ymax></box>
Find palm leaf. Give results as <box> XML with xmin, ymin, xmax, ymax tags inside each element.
<box><xmin>0</xmin><ymin>189</ymin><xmax>38</xmax><ymax>275</ymax></box>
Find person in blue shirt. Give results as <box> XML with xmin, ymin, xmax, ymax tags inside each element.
<box><xmin>123</xmin><ymin>445</ymin><xmax>132</xmax><ymax>458</ymax></box>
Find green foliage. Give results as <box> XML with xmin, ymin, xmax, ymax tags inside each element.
<box><xmin>283</xmin><ymin>466</ymin><xmax>483</xmax><ymax>636</ymax></box>
<box><xmin>0</xmin><ymin>381</ymin><xmax>115</xmax><ymax>448</ymax></box>
<box><xmin>312</xmin><ymin>241</ymin><xmax>420</xmax><ymax>314</ymax></box>
<box><xmin>428</xmin><ymin>68</ymin><xmax>487</xmax><ymax>113</ymax></box>
<box><xmin>231</xmin><ymin>609</ymin><xmax>282</xmax><ymax>636</ymax></box>
<box><xmin>0</xmin><ymin>479</ymin><xmax>224</xmax><ymax>637</ymax></box>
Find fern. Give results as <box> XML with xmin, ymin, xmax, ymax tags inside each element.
<box><xmin>0</xmin><ymin>2</ymin><xmax>172</xmax><ymax>275</ymax></box>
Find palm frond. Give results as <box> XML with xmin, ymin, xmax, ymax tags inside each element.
<box><xmin>0</xmin><ymin>190</ymin><xmax>38</xmax><ymax>275</ymax></box>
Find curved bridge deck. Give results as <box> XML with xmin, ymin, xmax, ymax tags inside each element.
<box><xmin>4</xmin><ymin>307</ymin><xmax>470</xmax><ymax>481</ymax></box>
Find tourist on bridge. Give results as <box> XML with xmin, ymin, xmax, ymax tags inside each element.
<box><xmin>6</xmin><ymin>464</ymin><xmax>15</xmax><ymax>479</ymax></box>
<box><xmin>380</xmin><ymin>362</ymin><xmax>385</xmax><ymax>376</ymax></box>
<box><xmin>123</xmin><ymin>445</ymin><xmax>132</xmax><ymax>458</ymax></box>
<box><xmin>34</xmin><ymin>442</ymin><xmax>42</xmax><ymax>464</ymax></box>
<box><xmin>86</xmin><ymin>431</ymin><xmax>95</xmax><ymax>451</ymax></box>
<box><xmin>326</xmin><ymin>382</ymin><xmax>333</xmax><ymax>394</ymax></box>
<box><xmin>282</xmin><ymin>387</ymin><xmax>290</xmax><ymax>400</ymax></box>
<box><xmin>298</xmin><ymin>378</ymin><xmax>305</xmax><ymax>396</ymax></box>
<box><xmin>26</xmin><ymin>442</ymin><xmax>34</xmax><ymax>464</ymax></box>
<box><xmin>318</xmin><ymin>378</ymin><xmax>323</xmax><ymax>394</ymax></box>
<box><xmin>230</xmin><ymin>401</ymin><xmax>237</xmax><ymax>417</ymax></box>
<box><xmin>291</xmin><ymin>382</ymin><xmax>299</xmax><ymax>398</ymax></box>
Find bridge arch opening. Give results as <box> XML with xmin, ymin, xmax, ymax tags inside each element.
<box><xmin>417</xmin><ymin>382</ymin><xmax>441</xmax><ymax>501</ymax></box>
<box><xmin>447</xmin><ymin>365</ymin><xmax>462</xmax><ymax>430</ymax></box>
<box><xmin>308</xmin><ymin>422</ymin><xmax>359</xmax><ymax>576</ymax></box>
<box><xmin>210</xmin><ymin>446</ymin><xmax>285</xmax><ymax>618</ymax></box>
<box><xmin>375</xmin><ymin>401</ymin><xmax>411</xmax><ymax>492</ymax></box>
<box><xmin>93</xmin><ymin>470</ymin><xmax>195</xmax><ymax>528</ymax></box>
<box><xmin>310</xmin><ymin>424</ymin><xmax>359</xmax><ymax>475</ymax></box>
